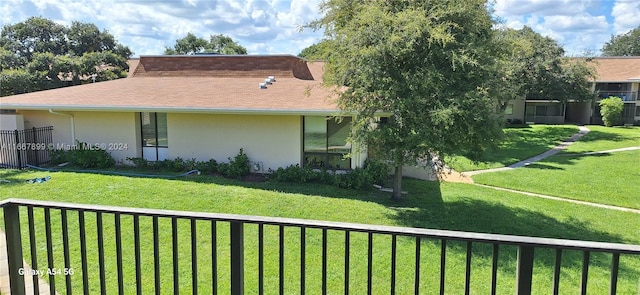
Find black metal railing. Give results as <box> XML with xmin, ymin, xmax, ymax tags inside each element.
<box><xmin>0</xmin><ymin>126</ymin><xmax>54</xmax><ymax>169</ymax></box>
<box><xmin>1</xmin><ymin>198</ymin><xmax>639</xmax><ymax>295</ymax></box>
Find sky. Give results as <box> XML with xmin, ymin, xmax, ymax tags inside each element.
<box><xmin>1</xmin><ymin>0</ymin><xmax>639</xmax><ymax>57</ymax></box>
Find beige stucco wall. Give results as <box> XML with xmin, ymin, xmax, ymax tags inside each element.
<box><xmin>505</xmin><ymin>99</ymin><xmax>526</xmax><ymax>122</ymax></box>
<box><xmin>17</xmin><ymin>110</ymin><xmax>139</xmax><ymax>162</ymax></box>
<box><xmin>168</xmin><ymin>113</ymin><xmax>303</xmax><ymax>171</ymax></box>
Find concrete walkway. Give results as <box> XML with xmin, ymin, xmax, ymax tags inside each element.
<box><xmin>0</xmin><ymin>231</ymin><xmax>55</xmax><ymax>294</ymax></box>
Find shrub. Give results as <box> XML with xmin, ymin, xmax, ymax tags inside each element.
<box><xmin>363</xmin><ymin>159</ymin><xmax>389</xmax><ymax>185</ymax></box>
<box><xmin>195</xmin><ymin>159</ymin><xmax>218</xmax><ymax>174</ymax></box>
<box><xmin>334</xmin><ymin>167</ymin><xmax>373</xmax><ymax>190</ymax></box>
<box><xmin>126</xmin><ymin>157</ymin><xmax>148</xmax><ymax>168</ymax></box>
<box><xmin>52</xmin><ymin>141</ymin><xmax>116</xmax><ymax>169</ymax></box>
<box><xmin>599</xmin><ymin>96</ymin><xmax>624</xmax><ymax>127</ymax></box>
<box><xmin>220</xmin><ymin>148</ymin><xmax>250</xmax><ymax>179</ymax></box>
<box><xmin>272</xmin><ymin>164</ymin><xmax>314</xmax><ymax>183</ymax></box>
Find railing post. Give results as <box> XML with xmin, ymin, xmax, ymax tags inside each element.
<box><xmin>230</xmin><ymin>221</ymin><xmax>244</xmax><ymax>295</ymax></box>
<box><xmin>14</xmin><ymin>130</ymin><xmax>23</xmax><ymax>169</ymax></box>
<box><xmin>3</xmin><ymin>203</ymin><xmax>26</xmax><ymax>294</ymax></box>
<box><xmin>516</xmin><ymin>245</ymin><xmax>534</xmax><ymax>295</ymax></box>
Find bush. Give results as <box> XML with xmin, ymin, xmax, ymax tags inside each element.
<box><xmin>220</xmin><ymin>148</ymin><xmax>250</xmax><ymax>179</ymax></box>
<box><xmin>51</xmin><ymin>141</ymin><xmax>116</xmax><ymax>169</ymax></box>
<box><xmin>195</xmin><ymin>159</ymin><xmax>218</xmax><ymax>174</ymax></box>
<box><xmin>600</xmin><ymin>96</ymin><xmax>624</xmax><ymax>127</ymax></box>
<box><xmin>126</xmin><ymin>157</ymin><xmax>148</xmax><ymax>168</ymax></box>
<box><xmin>363</xmin><ymin>159</ymin><xmax>389</xmax><ymax>185</ymax></box>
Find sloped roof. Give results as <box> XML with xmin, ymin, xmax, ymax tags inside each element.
<box><xmin>591</xmin><ymin>57</ymin><xmax>640</xmax><ymax>82</ymax></box>
<box><xmin>0</xmin><ymin>55</ymin><xmax>338</xmax><ymax>115</ymax></box>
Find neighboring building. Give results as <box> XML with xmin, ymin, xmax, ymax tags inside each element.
<box><xmin>0</xmin><ymin>55</ymin><xmax>435</xmax><ymax>179</ymax></box>
<box><xmin>503</xmin><ymin>56</ymin><xmax>640</xmax><ymax>125</ymax></box>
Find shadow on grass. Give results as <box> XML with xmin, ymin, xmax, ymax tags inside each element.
<box><xmin>392</xmin><ymin>180</ymin><xmax>637</xmax><ymax>283</ymax></box>
<box><xmin>574</xmin><ymin>129</ymin><xmax>632</xmax><ymax>144</ymax></box>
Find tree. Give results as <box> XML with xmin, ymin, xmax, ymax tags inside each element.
<box><xmin>164</xmin><ymin>33</ymin><xmax>247</xmax><ymax>55</ymax></box>
<box><xmin>298</xmin><ymin>39</ymin><xmax>334</xmax><ymax>60</ymax></box>
<box><xmin>312</xmin><ymin>0</ymin><xmax>503</xmax><ymax>199</ymax></box>
<box><xmin>599</xmin><ymin>96</ymin><xmax>624</xmax><ymax>127</ymax></box>
<box><xmin>1</xmin><ymin>17</ymin><xmax>132</xmax><ymax>96</ymax></box>
<box><xmin>489</xmin><ymin>27</ymin><xmax>596</xmax><ymax>113</ymax></box>
<box><xmin>602</xmin><ymin>26</ymin><xmax>640</xmax><ymax>56</ymax></box>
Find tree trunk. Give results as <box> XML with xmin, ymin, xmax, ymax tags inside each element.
<box><xmin>392</xmin><ymin>165</ymin><xmax>403</xmax><ymax>200</ymax></box>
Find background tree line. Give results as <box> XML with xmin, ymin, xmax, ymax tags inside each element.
<box><xmin>1</xmin><ymin>17</ymin><xmax>132</xmax><ymax>96</ymax></box>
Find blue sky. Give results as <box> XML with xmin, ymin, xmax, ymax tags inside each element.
<box><xmin>1</xmin><ymin>0</ymin><xmax>639</xmax><ymax>57</ymax></box>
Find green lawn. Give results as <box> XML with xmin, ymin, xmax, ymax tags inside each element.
<box><xmin>447</xmin><ymin>125</ymin><xmax>579</xmax><ymax>172</ymax></box>
<box><xmin>562</xmin><ymin>125</ymin><xmax>640</xmax><ymax>153</ymax></box>
<box><xmin>1</xmin><ymin>170</ymin><xmax>639</xmax><ymax>294</ymax></box>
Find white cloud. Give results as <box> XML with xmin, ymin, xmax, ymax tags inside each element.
<box><xmin>611</xmin><ymin>0</ymin><xmax>640</xmax><ymax>34</ymax></box>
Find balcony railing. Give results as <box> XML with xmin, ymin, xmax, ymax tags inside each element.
<box><xmin>1</xmin><ymin>198</ymin><xmax>640</xmax><ymax>295</ymax></box>
<box><xmin>597</xmin><ymin>91</ymin><xmax>638</xmax><ymax>102</ymax></box>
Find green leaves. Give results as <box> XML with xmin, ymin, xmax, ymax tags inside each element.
<box><xmin>602</xmin><ymin>26</ymin><xmax>640</xmax><ymax>56</ymax></box>
<box><xmin>164</xmin><ymin>33</ymin><xmax>247</xmax><ymax>55</ymax></box>
<box><xmin>599</xmin><ymin>96</ymin><xmax>624</xmax><ymax>127</ymax></box>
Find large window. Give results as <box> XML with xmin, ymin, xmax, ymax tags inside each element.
<box><xmin>303</xmin><ymin>116</ymin><xmax>352</xmax><ymax>169</ymax></box>
<box><xmin>140</xmin><ymin>112</ymin><xmax>168</xmax><ymax>161</ymax></box>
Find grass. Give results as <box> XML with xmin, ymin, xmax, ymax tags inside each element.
<box><xmin>1</xmin><ymin>170</ymin><xmax>639</xmax><ymax>294</ymax></box>
<box><xmin>447</xmin><ymin>125</ymin><xmax>579</xmax><ymax>171</ymax></box>
<box><xmin>473</xmin><ymin>125</ymin><xmax>640</xmax><ymax>209</ymax></box>
<box><xmin>562</xmin><ymin>125</ymin><xmax>640</xmax><ymax>153</ymax></box>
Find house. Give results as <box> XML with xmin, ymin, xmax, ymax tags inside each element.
<box><xmin>0</xmin><ymin>54</ymin><xmax>436</xmax><ymax>179</ymax></box>
<box><xmin>503</xmin><ymin>56</ymin><xmax>640</xmax><ymax>125</ymax></box>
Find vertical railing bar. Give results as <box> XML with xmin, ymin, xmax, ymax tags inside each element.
<box><xmin>153</xmin><ymin>216</ymin><xmax>161</xmax><ymax>295</ymax></box>
<box><xmin>27</xmin><ymin>206</ymin><xmax>40</xmax><ymax>295</ymax></box>
<box><xmin>367</xmin><ymin>232</ymin><xmax>373</xmax><ymax>295</ymax></box>
<box><xmin>115</xmin><ymin>213</ymin><xmax>124</xmax><ymax>295</ymax></box>
<box><xmin>78</xmin><ymin>211</ymin><xmax>89</xmax><ymax>295</ymax></box>
<box><xmin>552</xmin><ymin>248</ymin><xmax>562</xmax><ymax>295</ymax></box>
<box><xmin>516</xmin><ymin>245</ymin><xmax>535</xmax><ymax>295</ymax></box>
<box><xmin>490</xmin><ymin>244</ymin><xmax>499</xmax><ymax>295</ymax></box>
<box><xmin>96</xmin><ymin>212</ymin><xmax>106</xmax><ymax>295</ymax></box>
<box><xmin>414</xmin><ymin>236</ymin><xmax>420</xmax><ymax>295</ymax></box>
<box><xmin>259</xmin><ymin>224</ymin><xmax>265</xmax><ymax>295</ymax></box>
<box><xmin>191</xmin><ymin>219</ymin><xmax>198</xmax><ymax>295</ymax></box>
<box><xmin>609</xmin><ymin>252</ymin><xmax>619</xmax><ymax>295</ymax></box>
<box><xmin>172</xmin><ymin>217</ymin><xmax>179</xmax><ymax>295</ymax></box>
<box><xmin>344</xmin><ymin>231</ymin><xmax>350</xmax><ymax>295</ymax></box>
<box><xmin>61</xmin><ymin>209</ymin><xmax>72</xmax><ymax>295</ymax></box>
<box><xmin>300</xmin><ymin>226</ymin><xmax>305</xmax><ymax>295</ymax></box>
<box><xmin>134</xmin><ymin>215</ymin><xmax>142</xmax><ymax>295</ymax></box>
<box><xmin>580</xmin><ymin>251</ymin><xmax>590</xmax><ymax>295</ymax></box>
<box><xmin>4</xmin><ymin>203</ymin><xmax>25</xmax><ymax>295</ymax></box>
<box><xmin>322</xmin><ymin>228</ymin><xmax>327</xmax><ymax>295</ymax></box>
<box><xmin>230</xmin><ymin>221</ymin><xmax>244</xmax><ymax>295</ymax></box>
<box><xmin>211</xmin><ymin>220</ymin><xmax>218</xmax><ymax>295</ymax></box>
<box><xmin>391</xmin><ymin>234</ymin><xmax>397</xmax><ymax>295</ymax></box>
<box><xmin>440</xmin><ymin>239</ymin><xmax>446</xmax><ymax>295</ymax></box>
<box><xmin>279</xmin><ymin>225</ymin><xmax>285</xmax><ymax>295</ymax></box>
<box><xmin>464</xmin><ymin>241</ymin><xmax>472</xmax><ymax>295</ymax></box>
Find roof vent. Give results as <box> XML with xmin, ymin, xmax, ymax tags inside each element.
<box><xmin>268</xmin><ymin>76</ymin><xmax>276</xmax><ymax>82</ymax></box>
<box><xmin>259</xmin><ymin>82</ymin><xmax>267</xmax><ymax>89</ymax></box>
<box><xmin>264</xmin><ymin>78</ymin><xmax>272</xmax><ymax>85</ymax></box>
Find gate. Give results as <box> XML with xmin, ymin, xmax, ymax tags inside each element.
<box><xmin>0</xmin><ymin>126</ymin><xmax>54</xmax><ymax>169</ymax></box>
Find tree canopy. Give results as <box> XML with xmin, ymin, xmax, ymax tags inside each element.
<box><xmin>0</xmin><ymin>17</ymin><xmax>132</xmax><ymax>96</ymax></box>
<box><xmin>164</xmin><ymin>33</ymin><xmax>247</xmax><ymax>55</ymax></box>
<box><xmin>602</xmin><ymin>26</ymin><xmax>640</xmax><ymax>56</ymax></box>
<box><xmin>489</xmin><ymin>26</ymin><xmax>596</xmax><ymax>112</ymax></box>
<box><xmin>298</xmin><ymin>39</ymin><xmax>334</xmax><ymax>60</ymax></box>
<box><xmin>312</xmin><ymin>0</ymin><xmax>504</xmax><ymax>199</ymax></box>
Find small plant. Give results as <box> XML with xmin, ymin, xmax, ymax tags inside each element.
<box><xmin>53</xmin><ymin>141</ymin><xmax>116</xmax><ymax>169</ymax></box>
<box><xmin>599</xmin><ymin>96</ymin><xmax>624</xmax><ymax>127</ymax></box>
<box><xmin>195</xmin><ymin>159</ymin><xmax>218</xmax><ymax>174</ymax></box>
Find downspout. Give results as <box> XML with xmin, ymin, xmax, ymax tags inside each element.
<box><xmin>48</xmin><ymin>109</ymin><xmax>75</xmax><ymax>143</ymax></box>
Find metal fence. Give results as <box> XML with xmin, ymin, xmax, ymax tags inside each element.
<box><xmin>1</xmin><ymin>198</ymin><xmax>640</xmax><ymax>295</ymax></box>
<box><xmin>0</xmin><ymin>126</ymin><xmax>53</xmax><ymax>169</ymax></box>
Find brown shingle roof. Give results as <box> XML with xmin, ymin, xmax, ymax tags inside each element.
<box><xmin>0</xmin><ymin>55</ymin><xmax>339</xmax><ymax>114</ymax></box>
<box><xmin>591</xmin><ymin>57</ymin><xmax>640</xmax><ymax>82</ymax></box>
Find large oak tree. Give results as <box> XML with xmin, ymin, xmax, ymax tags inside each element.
<box><xmin>312</xmin><ymin>0</ymin><xmax>504</xmax><ymax>199</ymax></box>
<box><xmin>164</xmin><ymin>33</ymin><xmax>247</xmax><ymax>55</ymax></box>
<box><xmin>602</xmin><ymin>26</ymin><xmax>640</xmax><ymax>56</ymax></box>
<box><xmin>0</xmin><ymin>17</ymin><xmax>132</xmax><ymax>96</ymax></box>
